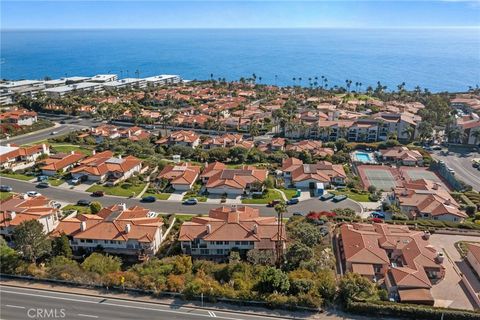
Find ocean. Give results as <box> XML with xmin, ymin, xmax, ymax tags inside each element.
<box><xmin>1</xmin><ymin>28</ymin><xmax>479</xmax><ymax>92</ymax></box>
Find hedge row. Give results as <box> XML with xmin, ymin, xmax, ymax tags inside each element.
<box><xmin>384</xmin><ymin>219</ymin><xmax>480</xmax><ymax>231</ymax></box>
<box><xmin>346</xmin><ymin>300</ymin><xmax>480</xmax><ymax>320</ymax></box>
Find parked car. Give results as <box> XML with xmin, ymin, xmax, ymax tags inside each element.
<box><xmin>432</xmin><ymin>145</ymin><xmax>442</xmax><ymax>150</ymax></box>
<box><xmin>319</xmin><ymin>193</ymin><xmax>334</xmax><ymax>201</ymax></box>
<box><xmin>50</xmin><ymin>131</ymin><xmax>58</xmax><ymax>135</ymax></box>
<box><xmin>0</xmin><ymin>185</ymin><xmax>12</xmax><ymax>192</ymax></box>
<box><xmin>287</xmin><ymin>198</ymin><xmax>299</xmax><ymax>205</ymax></box>
<box><xmin>332</xmin><ymin>195</ymin><xmax>347</xmax><ymax>202</ymax></box>
<box><xmin>77</xmin><ymin>199</ymin><xmax>91</xmax><ymax>206</ymax></box>
<box><xmin>71</xmin><ymin>178</ymin><xmax>81</xmax><ymax>185</ymax></box>
<box><xmin>36</xmin><ymin>182</ymin><xmax>50</xmax><ymax>188</ymax></box>
<box><xmin>320</xmin><ymin>227</ymin><xmax>329</xmax><ymax>237</ymax></box>
<box><xmin>371</xmin><ymin>211</ymin><xmax>385</xmax><ymax>219</ymax></box>
<box><xmin>26</xmin><ymin>191</ymin><xmax>41</xmax><ymax>197</ymax></box>
<box><xmin>37</xmin><ymin>175</ymin><xmax>49</xmax><ymax>182</ymax></box>
<box><xmin>267</xmin><ymin>199</ymin><xmax>282</xmax><ymax>207</ymax></box>
<box><xmin>292</xmin><ymin>212</ymin><xmax>303</xmax><ymax>216</ymax></box>
<box><xmin>91</xmin><ymin>190</ymin><xmax>105</xmax><ymax>197</ymax></box>
<box><xmin>183</xmin><ymin>198</ymin><xmax>198</xmax><ymax>205</ymax></box>
<box><xmin>141</xmin><ymin>195</ymin><xmax>156</xmax><ymax>203</ymax></box>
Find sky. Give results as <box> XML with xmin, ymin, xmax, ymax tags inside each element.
<box><xmin>2</xmin><ymin>0</ymin><xmax>480</xmax><ymax>29</ymax></box>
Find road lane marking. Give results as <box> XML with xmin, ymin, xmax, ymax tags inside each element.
<box><xmin>209</xmin><ymin>311</ymin><xmax>217</xmax><ymax>317</ymax></box>
<box><xmin>5</xmin><ymin>305</ymin><xmax>25</xmax><ymax>309</ymax></box>
<box><xmin>78</xmin><ymin>314</ymin><xmax>98</xmax><ymax>318</ymax></box>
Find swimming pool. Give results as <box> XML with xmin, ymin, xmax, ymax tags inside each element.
<box><xmin>353</xmin><ymin>151</ymin><xmax>376</xmax><ymax>163</ymax></box>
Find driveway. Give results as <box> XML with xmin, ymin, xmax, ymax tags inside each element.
<box><xmin>169</xmin><ymin>191</ymin><xmax>186</xmax><ymax>201</ymax></box>
<box><xmin>429</xmin><ymin>233</ymin><xmax>480</xmax><ymax>310</ymax></box>
<box><xmin>431</xmin><ymin>147</ymin><xmax>480</xmax><ymax>191</ymax></box>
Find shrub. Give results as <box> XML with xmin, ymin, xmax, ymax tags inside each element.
<box><xmin>392</xmin><ymin>213</ymin><xmax>408</xmax><ymax>221</ymax></box>
<box><xmin>90</xmin><ymin>201</ymin><xmax>102</xmax><ymax>214</ymax></box>
<box><xmin>256</xmin><ymin>267</ymin><xmax>290</xmax><ymax>294</ymax></box>
<box><xmin>81</xmin><ymin>253</ymin><xmax>121</xmax><ymax>276</ymax></box>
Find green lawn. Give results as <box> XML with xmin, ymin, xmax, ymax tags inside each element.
<box><xmin>0</xmin><ymin>192</ymin><xmax>13</xmax><ymax>200</ymax></box>
<box><xmin>50</xmin><ymin>144</ymin><xmax>93</xmax><ymax>156</ymax></box>
<box><xmin>62</xmin><ymin>204</ymin><xmax>91</xmax><ymax>214</ymax></box>
<box><xmin>175</xmin><ymin>214</ymin><xmax>197</xmax><ymax>222</ymax></box>
<box><xmin>0</xmin><ymin>172</ymin><xmax>34</xmax><ymax>181</ymax></box>
<box><xmin>142</xmin><ymin>192</ymin><xmax>171</xmax><ymax>200</ymax></box>
<box><xmin>48</xmin><ymin>177</ymin><xmax>65</xmax><ymax>186</ymax></box>
<box><xmin>281</xmin><ymin>188</ymin><xmax>298</xmax><ymax>200</ymax></box>
<box><xmin>87</xmin><ymin>183</ymin><xmax>147</xmax><ymax>197</ymax></box>
<box><xmin>241</xmin><ymin>189</ymin><xmax>283</xmax><ymax>204</ymax></box>
<box><xmin>182</xmin><ymin>194</ymin><xmax>207</xmax><ymax>202</ymax></box>
<box><xmin>330</xmin><ymin>189</ymin><xmax>371</xmax><ymax>202</ymax></box>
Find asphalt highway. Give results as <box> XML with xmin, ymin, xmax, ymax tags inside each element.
<box><xmin>0</xmin><ymin>177</ymin><xmax>362</xmax><ymax>216</ymax></box>
<box><xmin>0</xmin><ymin>285</ymin><xmax>283</xmax><ymax>320</ymax></box>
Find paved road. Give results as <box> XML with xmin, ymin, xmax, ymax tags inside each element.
<box><xmin>0</xmin><ymin>123</ymin><xmax>88</xmax><ymax>146</ymax></box>
<box><xmin>1</xmin><ymin>177</ymin><xmax>362</xmax><ymax>216</ymax></box>
<box><xmin>0</xmin><ymin>285</ymin><xmax>281</xmax><ymax>320</ymax></box>
<box><xmin>431</xmin><ymin>148</ymin><xmax>480</xmax><ymax>192</ymax></box>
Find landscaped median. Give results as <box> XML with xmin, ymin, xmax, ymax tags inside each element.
<box><xmin>87</xmin><ymin>182</ymin><xmax>147</xmax><ymax>197</ymax></box>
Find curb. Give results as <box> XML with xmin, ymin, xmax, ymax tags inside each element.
<box><xmin>0</xmin><ymin>281</ymin><xmax>309</xmax><ymax>320</ymax></box>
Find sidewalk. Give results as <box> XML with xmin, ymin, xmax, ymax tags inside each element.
<box><xmin>0</xmin><ymin>279</ymin><xmax>371</xmax><ymax>320</ymax></box>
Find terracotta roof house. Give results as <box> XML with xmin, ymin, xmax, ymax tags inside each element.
<box><xmin>466</xmin><ymin>243</ymin><xmax>480</xmax><ymax>278</ymax></box>
<box><xmin>0</xmin><ymin>143</ymin><xmax>50</xmax><ymax>171</ymax></box>
<box><xmin>285</xmin><ymin>140</ymin><xmax>333</xmax><ymax>157</ymax></box>
<box><xmin>179</xmin><ymin>206</ymin><xmax>286</xmax><ymax>261</ymax></box>
<box><xmin>0</xmin><ymin>194</ymin><xmax>60</xmax><ymax>239</ymax></box>
<box><xmin>0</xmin><ymin>109</ymin><xmax>37</xmax><ymax>126</ymax></box>
<box><xmin>380</xmin><ymin>146</ymin><xmax>423</xmax><ymax>166</ymax></box>
<box><xmin>282</xmin><ymin>157</ymin><xmax>346</xmax><ymax>188</ymax></box>
<box><xmin>53</xmin><ymin>203</ymin><xmax>163</xmax><ymax>259</ymax></box>
<box><xmin>90</xmin><ymin>124</ymin><xmax>121</xmax><ymax>142</ymax></box>
<box><xmin>201</xmin><ymin>163</ymin><xmax>268</xmax><ymax>195</ymax></box>
<box><xmin>391</xmin><ymin>179</ymin><xmax>467</xmax><ymax>222</ymax></box>
<box><xmin>338</xmin><ymin>223</ymin><xmax>445</xmax><ymax>305</ymax></box>
<box><xmin>119</xmin><ymin>126</ymin><xmax>151</xmax><ymax>141</ymax></box>
<box><xmin>257</xmin><ymin>137</ymin><xmax>286</xmax><ymax>153</ymax></box>
<box><xmin>156</xmin><ymin>130</ymin><xmax>200</xmax><ymax>148</ymax></box>
<box><xmin>70</xmin><ymin>151</ymin><xmax>143</xmax><ymax>185</ymax></box>
<box><xmin>40</xmin><ymin>151</ymin><xmax>86</xmax><ymax>176</ymax></box>
<box><xmin>202</xmin><ymin>133</ymin><xmax>253</xmax><ymax>150</ymax></box>
<box><xmin>157</xmin><ymin>163</ymin><xmax>201</xmax><ymax>191</ymax></box>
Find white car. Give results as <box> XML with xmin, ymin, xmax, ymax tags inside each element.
<box><xmin>26</xmin><ymin>191</ymin><xmax>41</xmax><ymax>197</ymax></box>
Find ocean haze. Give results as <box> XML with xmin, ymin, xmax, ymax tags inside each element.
<box><xmin>1</xmin><ymin>28</ymin><xmax>479</xmax><ymax>92</ymax></box>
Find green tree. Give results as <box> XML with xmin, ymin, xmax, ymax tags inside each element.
<box><xmin>257</xmin><ymin>267</ymin><xmax>290</xmax><ymax>294</ymax></box>
<box><xmin>286</xmin><ymin>243</ymin><xmax>314</xmax><ymax>270</ymax></box>
<box><xmin>52</xmin><ymin>234</ymin><xmax>73</xmax><ymax>258</ymax></box>
<box><xmin>247</xmin><ymin>249</ymin><xmax>275</xmax><ymax>265</ymax></box>
<box><xmin>81</xmin><ymin>253</ymin><xmax>121</xmax><ymax>276</ymax></box>
<box><xmin>339</xmin><ymin>272</ymin><xmax>377</xmax><ymax>303</ymax></box>
<box><xmin>90</xmin><ymin>201</ymin><xmax>102</xmax><ymax>214</ymax></box>
<box><xmin>13</xmin><ymin>220</ymin><xmax>51</xmax><ymax>263</ymax></box>
<box><xmin>0</xmin><ymin>238</ymin><xmax>20</xmax><ymax>274</ymax></box>
<box><xmin>287</xmin><ymin>220</ymin><xmax>321</xmax><ymax>247</ymax></box>
<box><xmin>47</xmin><ymin>256</ymin><xmax>82</xmax><ymax>280</ymax></box>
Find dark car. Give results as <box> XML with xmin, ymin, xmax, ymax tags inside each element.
<box><xmin>0</xmin><ymin>185</ymin><xmax>12</xmax><ymax>192</ymax></box>
<box><xmin>91</xmin><ymin>190</ymin><xmax>105</xmax><ymax>197</ymax></box>
<box><xmin>319</xmin><ymin>193</ymin><xmax>335</xmax><ymax>201</ymax></box>
<box><xmin>36</xmin><ymin>182</ymin><xmax>50</xmax><ymax>188</ymax></box>
<box><xmin>332</xmin><ymin>195</ymin><xmax>347</xmax><ymax>202</ymax></box>
<box><xmin>77</xmin><ymin>199</ymin><xmax>91</xmax><ymax>206</ymax></box>
<box><xmin>287</xmin><ymin>198</ymin><xmax>299</xmax><ymax>205</ymax></box>
<box><xmin>292</xmin><ymin>212</ymin><xmax>303</xmax><ymax>217</ymax></box>
<box><xmin>141</xmin><ymin>196</ymin><xmax>156</xmax><ymax>203</ymax></box>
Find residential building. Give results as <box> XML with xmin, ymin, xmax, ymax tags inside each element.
<box><xmin>390</xmin><ymin>179</ymin><xmax>467</xmax><ymax>222</ymax></box>
<box><xmin>0</xmin><ymin>143</ymin><xmax>49</xmax><ymax>171</ymax></box>
<box><xmin>145</xmin><ymin>75</ymin><xmax>181</xmax><ymax>87</ymax></box>
<box><xmin>451</xmin><ymin>113</ymin><xmax>480</xmax><ymax>145</ymax></box>
<box><xmin>379</xmin><ymin>146</ymin><xmax>423</xmax><ymax>166</ymax></box>
<box><xmin>338</xmin><ymin>223</ymin><xmax>445</xmax><ymax>305</ymax></box>
<box><xmin>0</xmin><ymin>194</ymin><xmax>60</xmax><ymax>239</ymax></box>
<box><xmin>466</xmin><ymin>243</ymin><xmax>480</xmax><ymax>278</ymax></box>
<box><xmin>281</xmin><ymin>157</ymin><xmax>346</xmax><ymax>188</ymax></box>
<box><xmin>70</xmin><ymin>151</ymin><xmax>143</xmax><ymax>184</ymax></box>
<box><xmin>156</xmin><ymin>130</ymin><xmax>200</xmax><ymax>148</ymax></box>
<box><xmin>103</xmin><ymin>78</ymin><xmax>147</xmax><ymax>90</ymax></box>
<box><xmin>53</xmin><ymin>203</ymin><xmax>163</xmax><ymax>258</ymax></box>
<box><xmin>86</xmin><ymin>74</ymin><xmax>118</xmax><ymax>83</ymax></box>
<box><xmin>0</xmin><ymin>80</ymin><xmax>45</xmax><ymax>99</ymax></box>
<box><xmin>202</xmin><ymin>133</ymin><xmax>253</xmax><ymax>149</ymax></box>
<box><xmin>157</xmin><ymin>163</ymin><xmax>201</xmax><ymax>191</ymax></box>
<box><xmin>179</xmin><ymin>206</ymin><xmax>286</xmax><ymax>261</ymax></box>
<box><xmin>0</xmin><ymin>109</ymin><xmax>38</xmax><ymax>126</ymax></box>
<box><xmin>40</xmin><ymin>151</ymin><xmax>86</xmax><ymax>176</ymax></box>
<box><xmin>201</xmin><ymin>163</ymin><xmax>268</xmax><ymax>195</ymax></box>
<box><xmin>44</xmin><ymin>82</ymin><xmax>104</xmax><ymax>98</ymax></box>
<box><xmin>285</xmin><ymin>140</ymin><xmax>334</xmax><ymax>157</ymax></box>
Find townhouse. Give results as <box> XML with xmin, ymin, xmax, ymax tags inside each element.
<box><xmin>338</xmin><ymin>223</ymin><xmax>445</xmax><ymax>305</ymax></box>
<box><xmin>202</xmin><ymin>133</ymin><xmax>253</xmax><ymax>149</ymax></box>
<box><xmin>157</xmin><ymin>163</ymin><xmax>201</xmax><ymax>191</ymax></box>
<box><xmin>0</xmin><ymin>109</ymin><xmax>38</xmax><ymax>126</ymax></box>
<box><xmin>451</xmin><ymin>113</ymin><xmax>480</xmax><ymax>145</ymax></box>
<box><xmin>69</xmin><ymin>151</ymin><xmax>143</xmax><ymax>184</ymax></box>
<box><xmin>103</xmin><ymin>78</ymin><xmax>147</xmax><ymax>90</ymax></box>
<box><xmin>390</xmin><ymin>179</ymin><xmax>467</xmax><ymax>222</ymax></box>
<box><xmin>156</xmin><ymin>130</ymin><xmax>200</xmax><ymax>148</ymax></box>
<box><xmin>379</xmin><ymin>146</ymin><xmax>423</xmax><ymax>166</ymax></box>
<box><xmin>53</xmin><ymin>203</ymin><xmax>163</xmax><ymax>258</ymax></box>
<box><xmin>200</xmin><ymin>162</ymin><xmax>268</xmax><ymax>195</ymax></box>
<box><xmin>40</xmin><ymin>151</ymin><xmax>86</xmax><ymax>176</ymax></box>
<box><xmin>466</xmin><ymin>243</ymin><xmax>480</xmax><ymax>278</ymax></box>
<box><xmin>257</xmin><ymin>137</ymin><xmax>286</xmax><ymax>153</ymax></box>
<box><xmin>0</xmin><ymin>143</ymin><xmax>50</xmax><ymax>171</ymax></box>
<box><xmin>0</xmin><ymin>194</ymin><xmax>60</xmax><ymax>239</ymax></box>
<box><xmin>285</xmin><ymin>140</ymin><xmax>334</xmax><ymax>157</ymax></box>
<box><xmin>44</xmin><ymin>82</ymin><xmax>104</xmax><ymax>98</ymax></box>
<box><xmin>281</xmin><ymin>157</ymin><xmax>346</xmax><ymax>189</ymax></box>
<box><xmin>179</xmin><ymin>206</ymin><xmax>287</xmax><ymax>261</ymax></box>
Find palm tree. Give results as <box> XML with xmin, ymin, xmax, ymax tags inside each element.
<box><xmin>471</xmin><ymin>128</ymin><xmax>480</xmax><ymax>145</ymax></box>
<box><xmin>249</xmin><ymin>122</ymin><xmax>260</xmax><ymax>138</ymax></box>
<box><xmin>402</xmin><ymin>126</ymin><xmax>415</xmax><ymax>142</ymax></box>
<box><xmin>292</xmin><ymin>77</ymin><xmax>296</xmax><ymax>86</ymax></box>
<box><xmin>274</xmin><ymin>202</ymin><xmax>287</xmax><ymax>267</ymax></box>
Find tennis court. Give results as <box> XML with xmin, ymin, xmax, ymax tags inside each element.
<box><xmin>357</xmin><ymin>165</ymin><xmax>400</xmax><ymax>191</ymax></box>
<box><xmin>400</xmin><ymin>167</ymin><xmax>442</xmax><ymax>183</ymax></box>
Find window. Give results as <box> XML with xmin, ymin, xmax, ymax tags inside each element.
<box><xmin>249</xmin><ymin>241</ymin><xmax>254</xmax><ymax>245</ymax></box>
<box><xmin>200</xmin><ymin>249</ymin><xmax>209</xmax><ymax>255</ymax></box>
<box><xmin>86</xmin><ymin>239</ymin><xmax>93</xmax><ymax>243</ymax></box>
<box><xmin>216</xmin><ymin>241</ymin><xmax>223</xmax><ymax>245</ymax></box>
<box><xmin>235</xmin><ymin>241</ymin><xmax>241</xmax><ymax>245</ymax></box>
<box><xmin>241</xmin><ymin>241</ymin><xmax>249</xmax><ymax>245</ymax></box>
<box><xmin>216</xmin><ymin>249</ymin><xmax>223</xmax><ymax>255</ymax></box>
<box><xmin>224</xmin><ymin>241</ymin><xmax>230</xmax><ymax>245</ymax></box>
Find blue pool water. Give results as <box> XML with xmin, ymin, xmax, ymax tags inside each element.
<box><xmin>1</xmin><ymin>28</ymin><xmax>479</xmax><ymax>91</ymax></box>
<box><xmin>355</xmin><ymin>152</ymin><xmax>373</xmax><ymax>163</ymax></box>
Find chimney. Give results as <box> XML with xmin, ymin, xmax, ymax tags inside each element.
<box><xmin>422</xmin><ymin>231</ymin><xmax>431</xmax><ymax>240</ymax></box>
<box><xmin>80</xmin><ymin>221</ymin><xmax>87</xmax><ymax>232</ymax></box>
<box><xmin>125</xmin><ymin>223</ymin><xmax>131</xmax><ymax>234</ymax></box>
<box><xmin>118</xmin><ymin>154</ymin><xmax>122</xmax><ymax>159</ymax></box>
<box><xmin>206</xmin><ymin>224</ymin><xmax>212</xmax><ymax>234</ymax></box>
<box><xmin>6</xmin><ymin>143</ymin><xmax>10</xmax><ymax>147</ymax></box>
<box><xmin>92</xmin><ymin>150</ymin><xmax>96</xmax><ymax>155</ymax></box>
<box><xmin>252</xmin><ymin>224</ymin><xmax>258</xmax><ymax>234</ymax></box>
<box><xmin>433</xmin><ymin>183</ymin><xmax>439</xmax><ymax>190</ymax></box>
<box><xmin>119</xmin><ymin>203</ymin><xmax>127</xmax><ymax>211</ymax></box>
<box><xmin>9</xmin><ymin>211</ymin><xmax>16</xmax><ymax>221</ymax></box>
<box><xmin>42</xmin><ymin>143</ymin><xmax>48</xmax><ymax>154</ymax></box>
<box><xmin>71</xmin><ymin>150</ymin><xmax>75</xmax><ymax>155</ymax></box>
<box><xmin>435</xmin><ymin>252</ymin><xmax>444</xmax><ymax>264</ymax></box>
<box><xmin>444</xmin><ymin>199</ymin><xmax>451</xmax><ymax>206</ymax></box>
